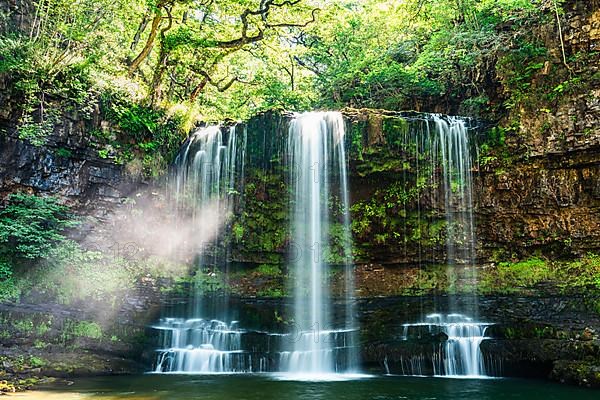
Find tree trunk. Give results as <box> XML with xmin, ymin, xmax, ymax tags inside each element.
<box><xmin>130</xmin><ymin>12</ymin><xmax>151</xmax><ymax>51</ymax></box>
<box><xmin>128</xmin><ymin>13</ymin><xmax>162</xmax><ymax>76</ymax></box>
<box><xmin>148</xmin><ymin>6</ymin><xmax>174</xmax><ymax>105</ymax></box>
<box><xmin>150</xmin><ymin>48</ymin><xmax>169</xmax><ymax>106</ymax></box>
<box><xmin>190</xmin><ymin>77</ymin><xmax>210</xmax><ymax>101</ymax></box>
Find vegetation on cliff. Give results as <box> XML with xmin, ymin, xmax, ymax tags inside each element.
<box><xmin>1</xmin><ymin>1</ymin><xmax>587</xmax><ymax>170</ymax></box>
<box><xmin>1</xmin><ymin>0</ymin><xmax>598</xmax><ymax>299</ymax></box>
<box><xmin>0</xmin><ymin>0</ymin><xmax>599</xmax><ymax>388</ymax></box>
<box><xmin>0</xmin><ymin>193</ymin><xmax>186</xmax><ymax>306</ymax></box>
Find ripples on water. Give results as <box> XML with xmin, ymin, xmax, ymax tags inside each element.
<box><xmin>9</xmin><ymin>375</ymin><xmax>599</xmax><ymax>400</ymax></box>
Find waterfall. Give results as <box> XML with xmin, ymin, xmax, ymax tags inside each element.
<box><xmin>434</xmin><ymin>116</ymin><xmax>477</xmax><ymax>305</ymax></box>
<box><xmin>392</xmin><ymin>115</ymin><xmax>490</xmax><ymax>378</ymax></box>
<box><xmin>154</xmin><ymin>114</ymin><xmax>360</xmax><ymax>377</ymax></box>
<box><xmin>432</xmin><ymin>117</ymin><xmax>483</xmax><ymax>377</ymax></box>
<box><xmin>172</xmin><ymin>125</ymin><xmax>243</xmax><ymax>217</ymax></box>
<box><xmin>432</xmin><ymin>314</ymin><xmax>487</xmax><ymax>376</ymax></box>
<box><xmin>280</xmin><ymin>112</ymin><xmax>359</xmax><ymax>377</ymax></box>
<box><xmin>154</xmin><ymin>124</ymin><xmax>255</xmax><ymax>373</ymax></box>
<box><xmin>400</xmin><ymin>314</ymin><xmax>492</xmax><ymax>377</ymax></box>
<box><xmin>151</xmin><ymin>111</ymin><xmax>484</xmax><ymax>378</ymax></box>
<box><xmin>393</xmin><ymin>114</ymin><xmax>476</xmax><ymax>272</ymax></box>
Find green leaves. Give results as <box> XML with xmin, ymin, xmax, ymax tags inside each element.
<box><xmin>0</xmin><ymin>261</ymin><xmax>12</xmax><ymax>280</ymax></box>
<box><xmin>480</xmin><ymin>254</ymin><xmax>600</xmax><ymax>295</ymax></box>
<box><xmin>497</xmin><ymin>41</ymin><xmax>548</xmax><ymax>109</ymax></box>
<box><xmin>0</xmin><ymin>194</ymin><xmax>78</xmax><ymax>262</ymax></box>
<box><xmin>0</xmin><ymin>193</ymin><xmax>77</xmax><ymax>301</ymax></box>
<box><xmin>99</xmin><ymin>89</ymin><xmax>185</xmax><ymax>175</ymax></box>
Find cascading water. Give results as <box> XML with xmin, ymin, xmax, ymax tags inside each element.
<box><xmin>154</xmin><ymin>124</ymin><xmax>256</xmax><ymax>373</ymax></box>
<box><xmin>154</xmin><ymin>319</ymin><xmax>249</xmax><ymax>373</ymax></box>
<box><xmin>435</xmin><ymin>117</ymin><xmax>475</xmax><ymax>256</ymax></box>
<box><xmin>393</xmin><ymin>115</ymin><xmax>490</xmax><ymax>378</ymax></box>
<box><xmin>434</xmin><ymin>116</ymin><xmax>477</xmax><ymax>305</ymax></box>
<box><xmin>400</xmin><ymin>314</ymin><xmax>493</xmax><ymax>377</ymax></box>
<box><xmin>279</xmin><ymin>112</ymin><xmax>359</xmax><ymax>378</ymax></box>
<box><xmin>433</xmin><ymin>117</ymin><xmax>485</xmax><ymax>377</ymax></box>
<box><xmin>154</xmin><ymin>114</ymin><xmax>360</xmax><ymax>377</ymax></box>
<box><xmin>152</xmin><ymin>111</ymin><xmax>485</xmax><ymax>378</ymax></box>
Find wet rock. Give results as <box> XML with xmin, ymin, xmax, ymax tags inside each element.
<box><xmin>550</xmin><ymin>360</ymin><xmax>600</xmax><ymax>388</ymax></box>
<box><xmin>581</xmin><ymin>327</ymin><xmax>595</xmax><ymax>341</ymax></box>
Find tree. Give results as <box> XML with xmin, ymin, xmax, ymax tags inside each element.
<box><xmin>125</xmin><ymin>0</ymin><xmax>319</xmax><ymax>105</ymax></box>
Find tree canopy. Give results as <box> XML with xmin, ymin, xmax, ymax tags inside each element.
<box><xmin>1</xmin><ymin>0</ymin><xmax>562</xmax><ymax>121</ymax></box>
<box><xmin>1</xmin><ymin>0</ymin><xmax>578</xmax><ymax>176</ymax></box>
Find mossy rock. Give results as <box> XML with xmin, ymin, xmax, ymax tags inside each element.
<box><xmin>550</xmin><ymin>360</ymin><xmax>600</xmax><ymax>388</ymax></box>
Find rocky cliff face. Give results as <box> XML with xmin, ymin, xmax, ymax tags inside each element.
<box><xmin>0</xmin><ymin>0</ymin><xmax>598</xmax><ymax>390</ymax></box>
<box><xmin>0</xmin><ymin>0</ymin><xmax>34</xmax><ymax>36</ymax></box>
<box><xmin>475</xmin><ymin>0</ymin><xmax>600</xmax><ymax>260</ymax></box>
<box><xmin>0</xmin><ymin>130</ymin><xmax>127</xmax><ymax>206</ymax></box>
<box><xmin>1</xmin><ymin>2</ymin><xmax>597</xmax><ymax>272</ymax></box>
<box><xmin>224</xmin><ymin>105</ymin><xmax>599</xmax><ymax>267</ymax></box>
<box><xmin>476</xmin><ymin>154</ymin><xmax>600</xmax><ymax>260</ymax></box>
<box><xmin>0</xmin><ymin>76</ymin><xmax>132</xmax><ymax>210</ymax></box>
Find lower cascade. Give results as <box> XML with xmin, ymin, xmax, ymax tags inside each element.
<box><xmin>154</xmin><ymin>318</ymin><xmax>258</xmax><ymax>373</ymax></box>
<box><xmin>398</xmin><ymin>314</ymin><xmax>493</xmax><ymax>377</ymax></box>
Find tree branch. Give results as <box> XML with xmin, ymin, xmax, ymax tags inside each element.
<box><xmin>128</xmin><ymin>1</ymin><xmax>175</xmax><ymax>76</ymax></box>
<box><xmin>149</xmin><ymin>6</ymin><xmax>174</xmax><ymax>104</ymax></box>
<box><xmin>214</xmin><ymin>0</ymin><xmax>316</xmax><ymax>49</ymax></box>
<box><xmin>266</xmin><ymin>8</ymin><xmax>319</xmax><ymax>29</ymax></box>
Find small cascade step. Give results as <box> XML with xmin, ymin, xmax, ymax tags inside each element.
<box><xmin>153</xmin><ymin>318</ymin><xmax>283</xmax><ymax>373</ymax></box>
<box><xmin>278</xmin><ymin>328</ymin><xmax>360</xmax><ymax>373</ymax></box>
<box><xmin>397</xmin><ymin>313</ymin><xmax>494</xmax><ymax>377</ymax></box>
<box><xmin>154</xmin><ymin>318</ymin><xmax>250</xmax><ymax>373</ymax></box>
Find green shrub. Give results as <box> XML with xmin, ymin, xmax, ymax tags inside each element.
<box><xmin>35</xmin><ymin>321</ymin><xmax>51</xmax><ymax>336</ymax></box>
<box><xmin>497</xmin><ymin>257</ymin><xmax>549</xmax><ymax>286</ymax></box>
<box><xmin>0</xmin><ymin>260</ymin><xmax>12</xmax><ymax>280</ymax></box>
<box><xmin>497</xmin><ymin>40</ymin><xmax>548</xmax><ymax>109</ymax></box>
<box><xmin>257</xmin><ymin>287</ymin><xmax>285</xmax><ymax>298</ymax></box>
<box><xmin>71</xmin><ymin>321</ymin><xmax>103</xmax><ymax>339</ymax></box>
<box><xmin>28</xmin><ymin>356</ymin><xmax>46</xmax><ymax>368</ymax></box>
<box><xmin>232</xmin><ymin>223</ymin><xmax>245</xmax><ymax>242</ymax></box>
<box><xmin>556</xmin><ymin>253</ymin><xmax>600</xmax><ymax>292</ymax></box>
<box><xmin>481</xmin><ymin>254</ymin><xmax>600</xmax><ymax>295</ymax></box>
<box><xmin>0</xmin><ymin>193</ymin><xmax>77</xmax><ymax>262</ymax></box>
<box><xmin>54</xmin><ymin>147</ymin><xmax>73</xmax><ymax>159</ymax></box>
<box><xmin>17</xmin><ymin>113</ymin><xmax>56</xmax><ymax>146</ymax></box>
<box><xmin>0</xmin><ymin>277</ymin><xmax>21</xmax><ymax>302</ymax></box>
<box><xmin>0</xmin><ymin>193</ymin><xmax>79</xmax><ymax>294</ymax></box>
<box><xmin>13</xmin><ymin>319</ymin><xmax>34</xmax><ymax>333</ymax></box>
<box><xmin>34</xmin><ymin>240</ymin><xmax>131</xmax><ymax>304</ymax></box>
<box><xmin>99</xmin><ymin>90</ymin><xmax>185</xmax><ymax>176</ymax></box>
<box><xmin>193</xmin><ymin>271</ymin><xmax>230</xmax><ymax>293</ymax></box>
<box><xmin>481</xmin><ymin>257</ymin><xmax>549</xmax><ymax>294</ymax></box>
<box><xmin>256</xmin><ymin>264</ymin><xmax>282</xmax><ymax>277</ymax></box>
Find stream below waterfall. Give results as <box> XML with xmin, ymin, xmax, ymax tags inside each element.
<box><xmin>11</xmin><ymin>375</ymin><xmax>598</xmax><ymax>400</ymax></box>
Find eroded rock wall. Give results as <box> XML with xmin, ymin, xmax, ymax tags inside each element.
<box><xmin>476</xmin><ymin>0</ymin><xmax>600</xmax><ymax>260</ymax></box>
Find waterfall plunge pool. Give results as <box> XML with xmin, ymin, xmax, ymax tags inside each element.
<box><xmin>12</xmin><ymin>374</ymin><xmax>598</xmax><ymax>399</ymax></box>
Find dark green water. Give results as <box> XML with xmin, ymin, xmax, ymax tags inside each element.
<box><xmin>13</xmin><ymin>375</ymin><xmax>598</xmax><ymax>399</ymax></box>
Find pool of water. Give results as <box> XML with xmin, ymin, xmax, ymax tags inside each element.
<box><xmin>9</xmin><ymin>374</ymin><xmax>598</xmax><ymax>399</ymax></box>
